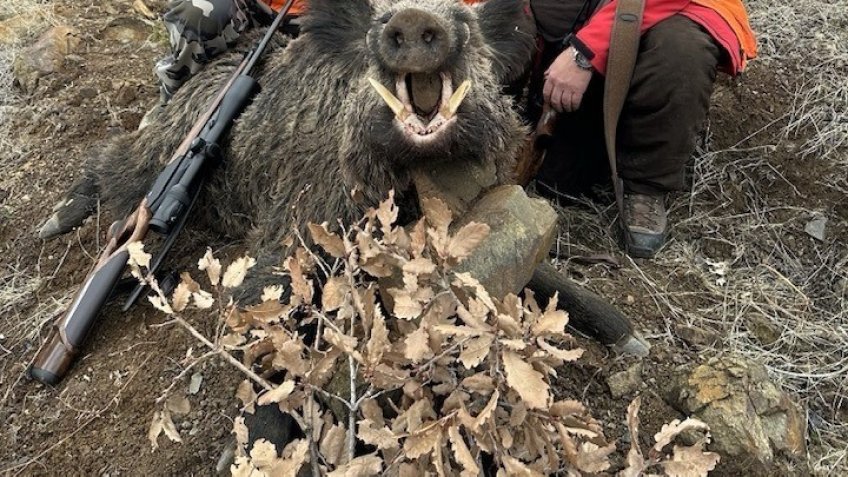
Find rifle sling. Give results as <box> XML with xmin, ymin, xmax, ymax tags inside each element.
<box><xmin>603</xmin><ymin>0</ymin><xmax>645</xmax><ymax>225</ymax></box>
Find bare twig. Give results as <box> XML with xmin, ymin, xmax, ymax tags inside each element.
<box><xmin>155</xmin><ymin>349</ymin><xmax>216</xmax><ymax>404</ymax></box>
<box><xmin>167</xmin><ymin>314</ymin><xmax>273</xmax><ymax>392</ymax></box>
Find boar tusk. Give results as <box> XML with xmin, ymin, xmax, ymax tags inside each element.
<box><xmin>442</xmin><ymin>79</ymin><xmax>471</xmax><ymax>118</ymax></box>
<box><xmin>368</xmin><ymin>78</ymin><xmax>408</xmax><ymax>120</ymax></box>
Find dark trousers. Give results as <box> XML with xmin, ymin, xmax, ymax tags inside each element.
<box><xmin>532</xmin><ymin>13</ymin><xmax>721</xmax><ymax>196</ymax></box>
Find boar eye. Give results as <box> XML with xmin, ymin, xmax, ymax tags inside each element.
<box><xmin>378</xmin><ymin>12</ymin><xmax>392</xmax><ymax>24</ymax></box>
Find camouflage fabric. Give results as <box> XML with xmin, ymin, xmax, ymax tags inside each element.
<box><xmin>155</xmin><ymin>0</ymin><xmax>253</xmax><ymax>101</ymax></box>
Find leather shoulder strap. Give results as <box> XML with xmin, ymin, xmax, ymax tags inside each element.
<box><xmin>603</xmin><ymin>0</ymin><xmax>645</xmax><ymax>221</ymax></box>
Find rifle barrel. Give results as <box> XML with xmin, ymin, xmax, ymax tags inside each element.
<box><xmin>245</xmin><ymin>0</ymin><xmax>297</xmax><ymax>75</ymax></box>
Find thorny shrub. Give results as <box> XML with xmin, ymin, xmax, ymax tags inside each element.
<box><xmin>132</xmin><ymin>193</ymin><xmax>720</xmax><ymax>476</ymax></box>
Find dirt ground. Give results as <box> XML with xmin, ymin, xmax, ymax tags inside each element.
<box><xmin>1</xmin><ymin>0</ymin><xmax>845</xmax><ymax>476</ymax></box>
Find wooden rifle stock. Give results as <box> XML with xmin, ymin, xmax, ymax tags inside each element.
<box><xmin>29</xmin><ymin>204</ymin><xmax>152</xmax><ymax>385</ymax></box>
<box><xmin>515</xmin><ymin>104</ymin><xmax>557</xmax><ymax>186</ymax></box>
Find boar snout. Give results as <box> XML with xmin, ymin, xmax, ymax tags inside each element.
<box><xmin>379</xmin><ymin>9</ymin><xmax>450</xmax><ymax>74</ymax></box>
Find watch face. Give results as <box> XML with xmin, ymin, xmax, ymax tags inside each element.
<box><xmin>574</xmin><ymin>50</ymin><xmax>592</xmax><ymax>70</ymax></box>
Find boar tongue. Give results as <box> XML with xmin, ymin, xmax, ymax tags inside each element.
<box><xmin>409</xmin><ymin>72</ymin><xmax>441</xmax><ymax>116</ymax></box>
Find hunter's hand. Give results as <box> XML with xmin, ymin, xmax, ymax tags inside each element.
<box><xmin>543</xmin><ymin>47</ymin><xmax>593</xmax><ymax>113</ymax></box>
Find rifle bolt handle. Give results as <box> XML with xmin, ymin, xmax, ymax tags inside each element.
<box><xmin>190</xmin><ymin>137</ymin><xmax>206</xmax><ymax>154</ymax></box>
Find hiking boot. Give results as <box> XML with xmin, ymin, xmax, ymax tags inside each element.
<box><xmin>621</xmin><ymin>193</ymin><xmax>667</xmax><ymax>258</ymax></box>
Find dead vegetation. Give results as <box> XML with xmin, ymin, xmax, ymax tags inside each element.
<box><xmin>139</xmin><ymin>195</ymin><xmax>721</xmax><ymax>476</ymax></box>
<box><xmin>0</xmin><ymin>0</ymin><xmax>54</xmax><ymax>137</ymax></box>
<box><xmin>750</xmin><ymin>0</ymin><xmax>848</xmax><ymax>161</ymax></box>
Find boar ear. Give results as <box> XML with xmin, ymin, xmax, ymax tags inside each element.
<box><xmin>301</xmin><ymin>0</ymin><xmax>373</xmax><ymax>60</ymax></box>
<box><xmin>474</xmin><ymin>0</ymin><xmax>537</xmax><ymax>85</ymax></box>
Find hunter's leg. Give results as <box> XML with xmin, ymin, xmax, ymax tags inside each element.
<box><xmin>154</xmin><ymin>0</ymin><xmax>252</xmax><ymax>102</ymax></box>
<box><xmin>617</xmin><ymin>15</ymin><xmax>721</xmax><ymax>257</ymax></box>
<box><xmin>534</xmin><ymin>71</ymin><xmax>607</xmax><ymax>197</ymax></box>
<box><xmin>141</xmin><ymin>0</ymin><xmax>252</xmax><ymax>129</ymax></box>
<box><xmin>530</xmin><ymin>0</ymin><xmax>609</xmax><ymax>197</ymax></box>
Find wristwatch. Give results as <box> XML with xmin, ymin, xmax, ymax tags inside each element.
<box><xmin>572</xmin><ymin>48</ymin><xmax>593</xmax><ymax>71</ymax></box>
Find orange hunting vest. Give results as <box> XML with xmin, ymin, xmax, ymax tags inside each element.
<box><xmin>262</xmin><ymin>0</ymin><xmax>308</xmax><ymax>16</ymax></box>
<box><xmin>691</xmin><ymin>0</ymin><xmax>757</xmax><ymax>66</ymax></box>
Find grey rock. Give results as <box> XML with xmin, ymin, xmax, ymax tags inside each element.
<box><xmin>103</xmin><ymin>17</ymin><xmax>150</xmax><ymax>44</ymax></box>
<box><xmin>165</xmin><ymin>395</ymin><xmax>191</xmax><ymax>415</ymax></box>
<box><xmin>412</xmin><ymin>160</ymin><xmax>557</xmax><ymax>300</ymax></box>
<box><xmin>188</xmin><ymin>373</ymin><xmax>203</xmax><ymax>395</ymax></box>
<box><xmin>746</xmin><ymin>313</ymin><xmax>782</xmax><ymax>346</ymax></box>
<box><xmin>675</xmin><ymin>323</ymin><xmax>720</xmax><ymax>348</ymax></box>
<box><xmin>804</xmin><ymin>216</ymin><xmax>827</xmax><ymax>242</ymax></box>
<box><xmin>665</xmin><ymin>357</ymin><xmax>806</xmax><ymax>469</ymax></box>
<box><xmin>606</xmin><ymin>363</ymin><xmax>643</xmax><ymax>398</ymax></box>
<box><xmin>452</xmin><ymin>185</ymin><xmax>558</xmax><ymax>299</ymax></box>
<box><xmin>411</xmin><ymin>159</ymin><xmax>498</xmax><ymax>217</ymax></box>
<box><xmin>12</xmin><ymin>26</ymin><xmax>80</xmax><ymax>93</ymax></box>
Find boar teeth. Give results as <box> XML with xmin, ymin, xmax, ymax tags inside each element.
<box><xmin>368</xmin><ymin>78</ymin><xmax>409</xmax><ymax>120</ymax></box>
<box><xmin>442</xmin><ymin>80</ymin><xmax>471</xmax><ymax>118</ymax></box>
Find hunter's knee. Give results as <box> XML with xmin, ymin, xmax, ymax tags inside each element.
<box><xmin>163</xmin><ymin>0</ymin><xmax>239</xmax><ymax>37</ymax></box>
<box><xmin>639</xmin><ymin>15</ymin><xmax>720</xmax><ymax>88</ymax></box>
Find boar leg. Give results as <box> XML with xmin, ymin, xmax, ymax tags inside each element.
<box><xmin>529</xmin><ymin>262</ymin><xmax>649</xmax><ymax>356</ymax></box>
<box><xmin>38</xmin><ymin>171</ymin><xmax>99</xmax><ymax>239</ymax></box>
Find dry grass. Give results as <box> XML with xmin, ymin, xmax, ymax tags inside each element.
<box><xmin>749</xmin><ymin>0</ymin><xmax>848</xmax><ymax>163</ymax></box>
<box><xmin>0</xmin><ymin>0</ymin><xmax>63</xmax><ymax>407</ymax></box>
<box><xmin>555</xmin><ymin>156</ymin><xmax>846</xmax><ymax>474</ymax></box>
<box><xmin>0</xmin><ymin>0</ymin><xmax>55</xmax><ymax>178</ymax></box>
<box><xmin>711</xmin><ymin>1</ymin><xmax>847</xmax><ymax>472</ymax></box>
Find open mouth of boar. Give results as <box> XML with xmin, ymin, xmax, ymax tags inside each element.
<box><xmin>369</xmin><ymin>72</ymin><xmax>471</xmax><ymax>143</ymax></box>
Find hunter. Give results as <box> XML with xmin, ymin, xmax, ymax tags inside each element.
<box><xmin>529</xmin><ymin>0</ymin><xmax>757</xmax><ymax>258</ymax></box>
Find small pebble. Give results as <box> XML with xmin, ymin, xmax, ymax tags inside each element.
<box><xmin>189</xmin><ymin>373</ymin><xmax>203</xmax><ymax>395</ymax></box>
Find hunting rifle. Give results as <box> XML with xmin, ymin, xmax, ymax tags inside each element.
<box><xmin>29</xmin><ymin>0</ymin><xmax>298</xmax><ymax>386</ymax></box>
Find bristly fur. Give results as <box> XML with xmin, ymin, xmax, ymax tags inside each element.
<box><xmin>51</xmin><ymin>0</ymin><xmax>535</xmax><ymax>303</ymax></box>
<box><xmin>476</xmin><ymin>0</ymin><xmax>538</xmax><ymax>84</ymax></box>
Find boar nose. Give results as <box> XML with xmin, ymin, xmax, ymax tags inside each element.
<box><xmin>380</xmin><ymin>9</ymin><xmax>450</xmax><ymax>73</ymax></box>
